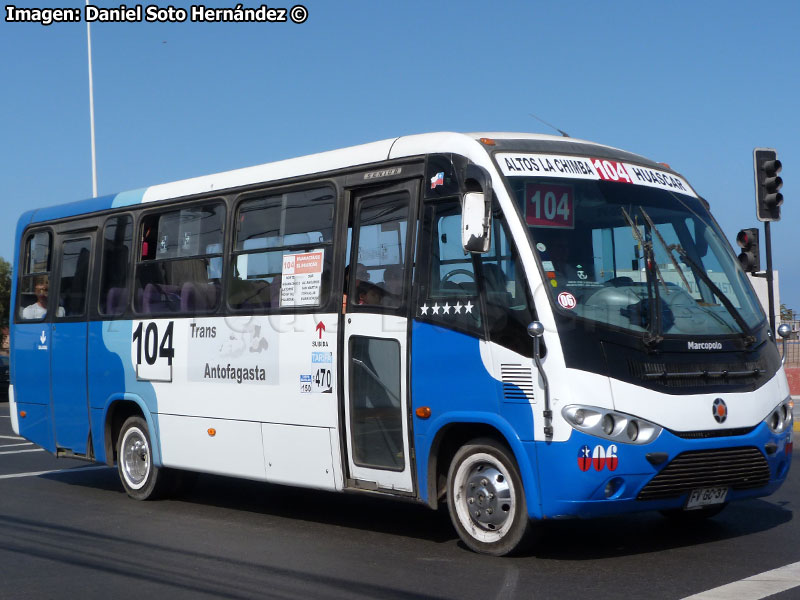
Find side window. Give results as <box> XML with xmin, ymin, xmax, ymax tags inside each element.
<box><xmin>417</xmin><ymin>199</ymin><xmax>482</xmax><ymax>335</ymax></box>
<box><xmin>99</xmin><ymin>215</ymin><xmax>132</xmax><ymax>316</ymax></box>
<box><xmin>229</xmin><ymin>186</ymin><xmax>335</xmax><ymax>310</ymax></box>
<box><xmin>57</xmin><ymin>238</ymin><xmax>91</xmax><ymax>318</ymax></box>
<box><xmin>417</xmin><ymin>199</ymin><xmax>534</xmax><ymax>356</ymax></box>
<box><xmin>349</xmin><ymin>193</ymin><xmax>409</xmax><ymax>309</ymax></box>
<box><xmin>481</xmin><ymin>210</ymin><xmax>535</xmax><ymax>356</ymax></box>
<box><xmin>18</xmin><ymin>231</ymin><xmax>52</xmax><ymax>321</ymax></box>
<box><xmin>135</xmin><ymin>202</ymin><xmax>225</xmax><ymax>315</ymax></box>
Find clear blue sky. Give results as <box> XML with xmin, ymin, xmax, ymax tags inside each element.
<box><xmin>2</xmin><ymin>1</ymin><xmax>798</xmax><ymax>310</ymax></box>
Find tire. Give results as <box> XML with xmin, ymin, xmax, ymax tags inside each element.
<box><xmin>446</xmin><ymin>438</ymin><xmax>531</xmax><ymax>556</ymax></box>
<box><xmin>116</xmin><ymin>416</ymin><xmax>171</xmax><ymax>500</ymax></box>
<box><xmin>660</xmin><ymin>503</ymin><xmax>728</xmax><ymax>522</ymax></box>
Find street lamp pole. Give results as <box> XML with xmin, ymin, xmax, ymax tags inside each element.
<box><xmin>86</xmin><ymin>0</ymin><xmax>98</xmax><ymax>197</ymax></box>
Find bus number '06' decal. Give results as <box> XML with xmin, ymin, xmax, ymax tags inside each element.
<box><xmin>577</xmin><ymin>444</ymin><xmax>618</xmax><ymax>472</ymax></box>
<box><xmin>132</xmin><ymin>321</ymin><xmax>175</xmax><ymax>381</ymax></box>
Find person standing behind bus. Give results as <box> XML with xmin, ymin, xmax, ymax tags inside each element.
<box><xmin>22</xmin><ymin>275</ymin><xmax>64</xmax><ymax>319</ymax></box>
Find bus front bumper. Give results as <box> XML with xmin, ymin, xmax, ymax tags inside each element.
<box><xmin>531</xmin><ymin>423</ymin><xmax>792</xmax><ymax>520</ymax></box>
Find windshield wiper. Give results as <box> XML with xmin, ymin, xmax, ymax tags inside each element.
<box><xmin>639</xmin><ymin>208</ymin><xmax>692</xmax><ymax>292</ymax></box>
<box><xmin>620</xmin><ymin>207</ymin><xmax>665</xmax><ymax>347</ymax></box>
<box><xmin>638</xmin><ymin>208</ymin><xmax>754</xmax><ymax>345</ymax></box>
<box><xmin>670</xmin><ymin>247</ymin><xmax>756</xmax><ymax>346</ymax></box>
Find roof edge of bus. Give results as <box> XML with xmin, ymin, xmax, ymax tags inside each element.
<box><xmin>20</xmin><ymin>131</ymin><xmax>681</xmax><ymax>226</ymax></box>
<box><xmin>140</xmin><ymin>136</ymin><xmax>404</xmax><ymax>205</ymax></box>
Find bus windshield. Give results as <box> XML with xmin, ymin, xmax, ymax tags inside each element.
<box><xmin>506</xmin><ymin>175</ymin><xmax>765</xmax><ymax>338</ymax></box>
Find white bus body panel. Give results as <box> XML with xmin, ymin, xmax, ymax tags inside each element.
<box><xmin>9</xmin><ymin>385</ymin><xmax>19</xmax><ymax>435</ymax></box>
<box><xmin>158</xmin><ymin>414</ymin><xmax>267</xmax><ymax>480</ymax></box>
<box><xmin>137</xmin><ymin>314</ymin><xmax>338</xmax><ymax>426</ymax></box>
<box><xmin>262</xmin><ymin>423</ymin><xmax>338</xmax><ymax>490</ymax></box>
<box><xmin>610</xmin><ymin>370</ymin><xmax>790</xmax><ymax>432</ymax></box>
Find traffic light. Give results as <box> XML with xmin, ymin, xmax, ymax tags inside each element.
<box><xmin>737</xmin><ymin>227</ymin><xmax>760</xmax><ymax>273</ymax></box>
<box><xmin>754</xmin><ymin>148</ymin><xmax>783</xmax><ymax>222</ymax></box>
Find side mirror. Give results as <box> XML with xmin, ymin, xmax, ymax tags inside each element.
<box><xmin>461</xmin><ymin>164</ymin><xmax>493</xmax><ymax>254</ymax></box>
<box><xmin>462</xmin><ymin>192</ymin><xmax>491</xmax><ymax>253</ymax></box>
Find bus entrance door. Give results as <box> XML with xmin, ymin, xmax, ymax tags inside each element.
<box><xmin>342</xmin><ymin>181</ymin><xmax>418</xmax><ymax>493</ymax></box>
<box><xmin>51</xmin><ymin>233</ymin><xmax>94</xmax><ymax>456</ymax></box>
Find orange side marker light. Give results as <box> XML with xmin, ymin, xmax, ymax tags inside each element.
<box><xmin>207</xmin><ymin>428</ymin><xmax>216</xmax><ymax>437</ymax></box>
<box><xmin>416</xmin><ymin>407</ymin><xmax>431</xmax><ymax>419</ymax></box>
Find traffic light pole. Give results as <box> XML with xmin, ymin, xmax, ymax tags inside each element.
<box><xmin>765</xmin><ymin>221</ymin><xmax>776</xmax><ymax>337</ymax></box>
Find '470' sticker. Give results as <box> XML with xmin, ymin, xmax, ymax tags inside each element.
<box><xmin>577</xmin><ymin>444</ymin><xmax>618</xmax><ymax>472</ymax></box>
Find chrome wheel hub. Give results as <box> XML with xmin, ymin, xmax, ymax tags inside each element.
<box><xmin>122</xmin><ymin>430</ymin><xmax>150</xmax><ymax>487</ymax></box>
<box><xmin>464</xmin><ymin>464</ymin><xmax>512</xmax><ymax>531</ymax></box>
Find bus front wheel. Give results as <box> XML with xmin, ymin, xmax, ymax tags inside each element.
<box><xmin>117</xmin><ymin>416</ymin><xmax>170</xmax><ymax>500</ymax></box>
<box><xmin>446</xmin><ymin>438</ymin><xmax>531</xmax><ymax>556</ymax></box>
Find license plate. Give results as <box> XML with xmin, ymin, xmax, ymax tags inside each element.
<box><xmin>685</xmin><ymin>486</ymin><xmax>729</xmax><ymax>510</ymax></box>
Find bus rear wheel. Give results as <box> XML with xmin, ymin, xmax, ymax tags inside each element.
<box><xmin>446</xmin><ymin>438</ymin><xmax>531</xmax><ymax>556</ymax></box>
<box><xmin>117</xmin><ymin>416</ymin><xmax>171</xmax><ymax>500</ymax></box>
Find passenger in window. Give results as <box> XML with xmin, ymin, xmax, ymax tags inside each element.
<box><xmin>382</xmin><ymin>265</ymin><xmax>403</xmax><ymax>295</ymax></box>
<box><xmin>357</xmin><ymin>281</ymin><xmax>384</xmax><ymax>305</ymax></box>
<box><xmin>22</xmin><ymin>276</ymin><xmax>64</xmax><ymax>319</ymax></box>
<box><xmin>343</xmin><ymin>263</ymin><xmax>371</xmax><ymax>311</ymax></box>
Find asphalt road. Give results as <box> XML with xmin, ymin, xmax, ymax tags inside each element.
<box><xmin>1</xmin><ymin>403</ymin><xmax>799</xmax><ymax>600</ymax></box>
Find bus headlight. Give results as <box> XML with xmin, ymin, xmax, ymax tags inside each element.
<box><xmin>602</xmin><ymin>414</ymin><xmax>615</xmax><ymax>436</ymax></box>
<box><xmin>765</xmin><ymin>398</ymin><xmax>793</xmax><ymax>434</ymax></box>
<box><xmin>562</xmin><ymin>405</ymin><xmax>662</xmax><ymax>445</ymax></box>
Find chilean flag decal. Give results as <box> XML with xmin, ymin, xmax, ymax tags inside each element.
<box><xmin>606</xmin><ymin>444</ymin><xmax>619</xmax><ymax>471</ymax></box>
<box><xmin>577</xmin><ymin>445</ymin><xmax>592</xmax><ymax>471</ymax></box>
<box><xmin>592</xmin><ymin>445</ymin><xmax>606</xmax><ymax>471</ymax></box>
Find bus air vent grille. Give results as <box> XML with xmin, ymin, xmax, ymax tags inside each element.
<box><xmin>500</xmin><ymin>364</ymin><xmax>534</xmax><ymax>402</ymax></box>
<box><xmin>669</xmin><ymin>426</ymin><xmax>756</xmax><ymax>439</ymax></box>
<box><xmin>637</xmin><ymin>446</ymin><xmax>770</xmax><ymax>501</ymax></box>
<box><xmin>628</xmin><ymin>360</ymin><xmax>766</xmax><ymax>388</ymax></box>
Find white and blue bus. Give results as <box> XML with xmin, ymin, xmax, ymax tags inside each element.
<box><xmin>9</xmin><ymin>132</ymin><xmax>793</xmax><ymax>555</ymax></box>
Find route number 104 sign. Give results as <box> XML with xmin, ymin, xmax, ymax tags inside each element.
<box><xmin>525</xmin><ymin>183</ymin><xmax>574</xmax><ymax>229</ymax></box>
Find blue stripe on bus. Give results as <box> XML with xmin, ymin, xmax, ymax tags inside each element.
<box><xmin>410</xmin><ymin>321</ymin><xmax>542</xmax><ymax>517</ymax></box>
<box><xmin>89</xmin><ymin>321</ymin><xmax>161</xmax><ymax>465</ymax></box>
<box><xmin>29</xmin><ymin>194</ymin><xmax>117</xmax><ymax>223</ymax></box>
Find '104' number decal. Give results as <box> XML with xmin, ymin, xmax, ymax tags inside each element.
<box><xmin>132</xmin><ymin>321</ymin><xmax>175</xmax><ymax>381</ymax></box>
<box><xmin>525</xmin><ymin>183</ymin><xmax>574</xmax><ymax>228</ymax></box>
<box><xmin>577</xmin><ymin>444</ymin><xmax>618</xmax><ymax>472</ymax></box>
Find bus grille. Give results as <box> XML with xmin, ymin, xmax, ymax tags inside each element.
<box><xmin>628</xmin><ymin>360</ymin><xmax>766</xmax><ymax>388</ymax></box>
<box><xmin>637</xmin><ymin>447</ymin><xmax>771</xmax><ymax>500</ymax></box>
<box><xmin>670</xmin><ymin>426</ymin><xmax>756</xmax><ymax>439</ymax></box>
<box><xmin>500</xmin><ymin>364</ymin><xmax>534</xmax><ymax>402</ymax></box>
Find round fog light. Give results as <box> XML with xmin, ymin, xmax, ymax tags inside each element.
<box><xmin>771</xmin><ymin>412</ymin><xmax>781</xmax><ymax>431</ymax></box>
<box><xmin>604</xmin><ymin>477</ymin><xmax>624</xmax><ymax>499</ymax></box>
<box><xmin>602</xmin><ymin>414</ymin><xmax>615</xmax><ymax>435</ymax></box>
<box><xmin>626</xmin><ymin>420</ymin><xmax>639</xmax><ymax>442</ymax></box>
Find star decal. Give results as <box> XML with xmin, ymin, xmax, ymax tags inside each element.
<box><xmin>420</xmin><ymin>299</ymin><xmax>475</xmax><ymax>318</ymax></box>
